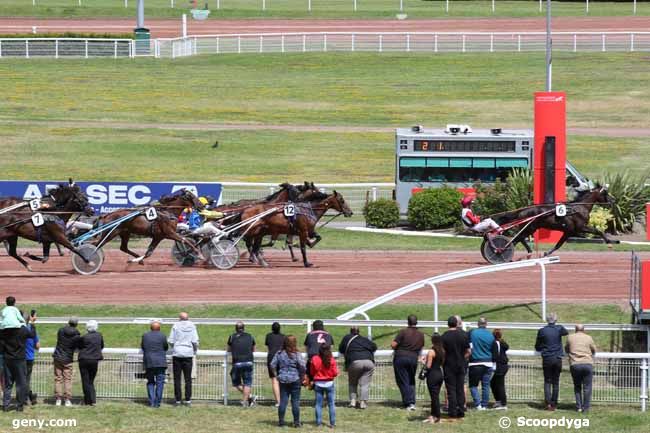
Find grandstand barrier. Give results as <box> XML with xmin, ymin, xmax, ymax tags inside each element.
<box><xmin>26</xmin><ymin>348</ymin><xmax>650</xmax><ymax>410</ymax></box>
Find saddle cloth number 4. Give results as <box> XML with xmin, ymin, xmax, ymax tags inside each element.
<box><xmin>284</xmin><ymin>204</ymin><xmax>296</xmax><ymax>218</ymax></box>
<box><xmin>145</xmin><ymin>207</ymin><xmax>158</xmax><ymax>221</ymax></box>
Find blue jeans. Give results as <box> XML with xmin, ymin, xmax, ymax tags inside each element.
<box><xmin>278</xmin><ymin>381</ymin><xmax>301</xmax><ymax>426</ymax></box>
<box><xmin>231</xmin><ymin>362</ymin><xmax>254</xmax><ymax>387</ymax></box>
<box><xmin>146</xmin><ymin>367</ymin><xmax>166</xmax><ymax>407</ymax></box>
<box><xmin>314</xmin><ymin>384</ymin><xmax>336</xmax><ymax>427</ymax></box>
<box><xmin>469</xmin><ymin>365</ymin><xmax>494</xmax><ymax>408</ymax></box>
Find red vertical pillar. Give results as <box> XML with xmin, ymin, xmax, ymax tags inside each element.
<box><xmin>534</xmin><ymin>92</ymin><xmax>567</xmax><ymax>244</ymax></box>
<box><xmin>646</xmin><ymin>203</ymin><xmax>650</xmax><ymax>241</ymax></box>
<box><xmin>641</xmin><ymin>261</ymin><xmax>650</xmax><ymax>312</ymax></box>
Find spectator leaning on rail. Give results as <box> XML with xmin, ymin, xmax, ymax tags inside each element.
<box><xmin>265</xmin><ymin>322</ymin><xmax>285</xmax><ymax>407</ymax></box>
<box><xmin>227</xmin><ymin>321</ymin><xmax>257</xmax><ymax>407</ymax></box>
<box><xmin>24</xmin><ymin>310</ymin><xmax>40</xmax><ymax>406</ymax></box>
<box><xmin>491</xmin><ymin>329</ymin><xmax>510</xmax><ymax>410</ymax></box>
<box><xmin>338</xmin><ymin>326</ymin><xmax>377</xmax><ymax>410</ymax></box>
<box><xmin>442</xmin><ymin>315</ymin><xmax>470</xmax><ymax>419</ymax></box>
<box><xmin>1</xmin><ymin>312</ymin><xmax>36</xmax><ymax>412</ymax></box>
<box><xmin>304</xmin><ymin>320</ymin><xmax>334</xmax><ymax>382</ymax></box>
<box><xmin>535</xmin><ymin>312</ymin><xmax>568</xmax><ymax>411</ymax></box>
<box><xmin>270</xmin><ymin>335</ymin><xmax>306</xmax><ymax>428</ymax></box>
<box><xmin>565</xmin><ymin>324</ymin><xmax>597</xmax><ymax>413</ymax></box>
<box><xmin>168</xmin><ymin>312</ymin><xmax>199</xmax><ymax>407</ymax></box>
<box><xmin>52</xmin><ymin>317</ymin><xmax>81</xmax><ymax>407</ymax></box>
<box><xmin>391</xmin><ymin>314</ymin><xmax>425</xmax><ymax>411</ymax></box>
<box><xmin>468</xmin><ymin>317</ymin><xmax>495</xmax><ymax>410</ymax></box>
<box><xmin>422</xmin><ymin>333</ymin><xmax>445</xmax><ymax>424</ymax></box>
<box><xmin>310</xmin><ymin>344</ymin><xmax>339</xmax><ymax>428</ymax></box>
<box><xmin>77</xmin><ymin>320</ymin><xmax>104</xmax><ymax>407</ymax></box>
<box><xmin>141</xmin><ymin>321</ymin><xmax>168</xmax><ymax>408</ymax></box>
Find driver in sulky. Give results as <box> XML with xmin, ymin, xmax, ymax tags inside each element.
<box><xmin>460</xmin><ymin>196</ymin><xmax>502</xmax><ymax>234</ymax></box>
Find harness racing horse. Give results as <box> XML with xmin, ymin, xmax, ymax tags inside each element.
<box><xmin>0</xmin><ymin>180</ymin><xmax>94</xmax><ymax>271</ymax></box>
<box><xmin>493</xmin><ymin>185</ymin><xmax>613</xmax><ymax>257</ymax></box>
<box><xmin>92</xmin><ymin>189</ymin><xmax>203</xmax><ymax>265</ymax></box>
<box><xmin>244</xmin><ymin>191</ymin><xmax>353</xmax><ymax>268</ymax></box>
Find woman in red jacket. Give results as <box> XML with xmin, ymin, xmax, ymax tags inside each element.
<box><xmin>310</xmin><ymin>344</ymin><xmax>339</xmax><ymax>428</ymax></box>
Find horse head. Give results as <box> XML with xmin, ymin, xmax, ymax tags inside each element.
<box><xmin>160</xmin><ymin>189</ymin><xmax>204</xmax><ymax>210</ymax></box>
<box><xmin>49</xmin><ymin>182</ymin><xmax>93</xmax><ymax>216</ymax></box>
<box><xmin>328</xmin><ymin>190</ymin><xmax>353</xmax><ymax>217</ymax></box>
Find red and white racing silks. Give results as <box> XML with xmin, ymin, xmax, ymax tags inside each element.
<box><xmin>461</xmin><ymin>208</ymin><xmax>481</xmax><ymax>227</ymax></box>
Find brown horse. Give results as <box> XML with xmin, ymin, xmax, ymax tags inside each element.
<box><xmin>92</xmin><ymin>189</ymin><xmax>203</xmax><ymax>264</ymax></box>
<box><xmin>244</xmin><ymin>191</ymin><xmax>353</xmax><ymax>267</ymax></box>
<box><xmin>494</xmin><ymin>185</ymin><xmax>614</xmax><ymax>257</ymax></box>
<box><xmin>0</xmin><ymin>180</ymin><xmax>93</xmax><ymax>271</ymax></box>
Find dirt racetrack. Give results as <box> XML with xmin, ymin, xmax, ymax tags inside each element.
<box><xmin>2</xmin><ymin>17</ymin><xmax>650</xmax><ymax>38</ymax></box>
<box><xmin>0</xmin><ymin>248</ymin><xmax>635</xmax><ymax>305</ymax></box>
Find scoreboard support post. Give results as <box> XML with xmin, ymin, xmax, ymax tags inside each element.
<box><xmin>533</xmin><ymin>92</ymin><xmax>566</xmax><ymax>244</ymax></box>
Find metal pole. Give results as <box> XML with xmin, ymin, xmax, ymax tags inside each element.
<box><xmin>400</xmin><ymin>0</ymin><xmax>403</xmax><ymax>11</ymax></box>
<box><xmin>427</xmin><ymin>283</ymin><xmax>439</xmax><ymax>333</ymax></box>
<box><xmin>358</xmin><ymin>312</ymin><xmax>372</xmax><ymax>340</ymax></box>
<box><xmin>353</xmin><ymin>0</ymin><xmax>357</xmax><ymax>12</ymax></box>
<box><xmin>540</xmin><ymin>262</ymin><xmax>547</xmax><ymax>320</ymax></box>
<box><xmin>308</xmin><ymin>0</ymin><xmax>311</xmax><ymax>12</ymax></box>
<box><xmin>492</xmin><ymin>0</ymin><xmax>495</xmax><ymax>13</ymax></box>
<box><xmin>125</xmin><ymin>0</ymin><xmax>128</xmax><ymax>8</ymax></box>
<box><xmin>539</xmin><ymin>0</ymin><xmax>542</xmax><ymax>13</ymax></box>
<box><xmin>371</xmin><ymin>187</ymin><xmax>377</xmax><ymax>201</ymax></box>
<box><xmin>223</xmin><ymin>353</ymin><xmax>229</xmax><ymax>405</ymax></box>
<box><xmin>634</xmin><ymin>0</ymin><xmax>637</xmax><ymax>15</ymax></box>
<box><xmin>641</xmin><ymin>358</ymin><xmax>648</xmax><ymax>412</ymax></box>
<box><xmin>545</xmin><ymin>0</ymin><xmax>552</xmax><ymax>91</ymax></box>
<box><xmin>631</xmin><ymin>33</ymin><xmax>635</xmax><ymax>52</ymax></box>
<box><xmin>136</xmin><ymin>0</ymin><xmax>144</xmax><ymax>29</ymax></box>
<box><xmin>263</xmin><ymin>0</ymin><xmax>266</xmax><ymax>11</ymax></box>
<box><xmin>446</xmin><ymin>0</ymin><xmax>448</xmax><ymax>13</ymax></box>
<box><xmin>182</xmin><ymin>14</ymin><xmax>187</xmax><ymax>38</ymax></box>
<box><xmin>171</xmin><ymin>0</ymin><xmax>174</xmax><ymax>7</ymax></box>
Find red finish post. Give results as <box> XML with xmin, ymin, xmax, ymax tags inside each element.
<box><xmin>533</xmin><ymin>92</ymin><xmax>567</xmax><ymax>244</ymax></box>
<box><xmin>646</xmin><ymin>203</ymin><xmax>649</xmax><ymax>241</ymax></box>
<box><xmin>641</xmin><ymin>261</ymin><xmax>650</xmax><ymax>312</ymax></box>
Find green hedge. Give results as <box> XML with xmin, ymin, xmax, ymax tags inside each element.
<box><xmin>364</xmin><ymin>199</ymin><xmax>400</xmax><ymax>229</ymax></box>
<box><xmin>407</xmin><ymin>187</ymin><xmax>463</xmax><ymax>230</ymax></box>
<box><xmin>0</xmin><ymin>32</ymin><xmax>133</xmax><ymax>39</ymax></box>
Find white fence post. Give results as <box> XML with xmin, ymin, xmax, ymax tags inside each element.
<box><xmin>124</xmin><ymin>0</ymin><xmax>128</xmax><ymax>8</ymax></box>
<box><xmin>217</xmin><ymin>0</ymin><xmax>220</xmax><ymax>9</ymax></box>
<box><xmin>379</xmin><ymin>34</ymin><xmax>382</xmax><ymax>52</ymax></box>
<box><xmin>308</xmin><ymin>0</ymin><xmax>311</xmax><ymax>12</ymax></box>
<box><xmin>0</xmin><ymin>41</ymin><xmax>2</xmax><ymax>58</ymax></box>
<box><xmin>55</xmin><ymin>39</ymin><xmax>59</xmax><ymax>59</ymax></box>
<box><xmin>302</xmin><ymin>34</ymin><xmax>306</xmax><ymax>52</ymax></box>
<box><xmin>171</xmin><ymin>0</ymin><xmax>174</xmax><ymax>7</ymax></box>
<box><xmin>237</xmin><ymin>36</ymin><xmax>241</xmax><ymax>53</ymax></box>
<box><xmin>630</xmin><ymin>33</ymin><xmax>635</xmax><ymax>52</ymax></box>
<box><xmin>262</xmin><ymin>0</ymin><xmax>266</xmax><ymax>11</ymax></box>
<box><xmin>641</xmin><ymin>358</ymin><xmax>648</xmax><ymax>412</ymax></box>
<box><xmin>371</xmin><ymin>187</ymin><xmax>377</xmax><ymax>201</ymax></box>
<box><xmin>434</xmin><ymin>34</ymin><xmax>438</xmax><ymax>52</ymax></box>
<box><xmin>25</xmin><ymin>40</ymin><xmax>29</xmax><ymax>59</ymax></box>
<box><xmin>216</xmin><ymin>36</ymin><xmax>219</xmax><ymax>53</ymax></box>
<box><xmin>573</xmin><ymin>34</ymin><xmax>577</xmax><ymax>52</ymax></box>
<box><xmin>85</xmin><ymin>39</ymin><xmax>89</xmax><ymax>58</ymax></box>
<box><xmin>462</xmin><ymin>34</ymin><xmax>466</xmax><ymax>53</ymax></box>
<box><xmin>539</xmin><ymin>0</ymin><xmax>542</xmax><ymax>12</ymax></box>
<box><xmin>281</xmin><ymin>35</ymin><xmax>285</xmax><ymax>53</ymax></box>
<box><xmin>223</xmin><ymin>353</ymin><xmax>229</xmax><ymax>405</ymax></box>
<box><xmin>33</xmin><ymin>0</ymin><xmax>36</xmax><ymax>6</ymax></box>
<box><xmin>194</xmin><ymin>37</ymin><xmax>198</xmax><ymax>55</ymax></box>
<box><xmin>490</xmin><ymin>33</ymin><xmax>494</xmax><ymax>52</ymax></box>
<box><xmin>602</xmin><ymin>33</ymin><xmax>606</xmax><ymax>52</ymax></box>
<box><xmin>517</xmin><ymin>34</ymin><xmax>521</xmax><ymax>52</ymax></box>
<box><xmin>353</xmin><ymin>0</ymin><xmax>357</xmax><ymax>12</ymax></box>
<box><xmin>400</xmin><ymin>0</ymin><xmax>403</xmax><ymax>11</ymax></box>
<box><xmin>406</xmin><ymin>34</ymin><xmax>410</xmax><ymax>52</ymax></box>
<box><xmin>323</xmin><ymin>34</ymin><xmax>327</xmax><ymax>52</ymax></box>
<box><xmin>492</xmin><ymin>0</ymin><xmax>495</xmax><ymax>13</ymax></box>
<box><xmin>634</xmin><ymin>0</ymin><xmax>637</xmax><ymax>15</ymax></box>
<box><xmin>351</xmin><ymin>34</ymin><xmax>355</xmax><ymax>52</ymax></box>
<box><xmin>586</xmin><ymin>0</ymin><xmax>589</xmax><ymax>14</ymax></box>
<box><xmin>446</xmin><ymin>0</ymin><xmax>449</xmax><ymax>13</ymax></box>
<box><xmin>259</xmin><ymin>35</ymin><xmax>263</xmax><ymax>53</ymax></box>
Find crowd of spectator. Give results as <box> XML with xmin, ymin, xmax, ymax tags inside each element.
<box><xmin>0</xmin><ymin>299</ymin><xmax>599</xmax><ymax>422</ymax></box>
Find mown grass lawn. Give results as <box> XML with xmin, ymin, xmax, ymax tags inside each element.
<box><xmin>26</xmin><ymin>302</ymin><xmax>636</xmax><ymax>352</ymax></box>
<box><xmin>1</xmin><ymin>0</ymin><xmax>648</xmax><ymax>19</ymax></box>
<box><xmin>0</xmin><ymin>401</ymin><xmax>647</xmax><ymax>433</ymax></box>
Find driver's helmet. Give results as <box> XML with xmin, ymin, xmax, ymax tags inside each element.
<box><xmin>199</xmin><ymin>196</ymin><xmax>209</xmax><ymax>206</ymax></box>
<box><xmin>461</xmin><ymin>196</ymin><xmax>474</xmax><ymax>208</ymax></box>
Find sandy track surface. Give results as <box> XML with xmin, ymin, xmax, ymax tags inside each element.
<box><xmin>0</xmin><ymin>249</ymin><xmax>634</xmax><ymax>305</ymax></box>
<box><xmin>2</xmin><ymin>17</ymin><xmax>650</xmax><ymax>38</ymax></box>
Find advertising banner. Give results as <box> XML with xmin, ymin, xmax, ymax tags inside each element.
<box><xmin>0</xmin><ymin>181</ymin><xmax>222</xmax><ymax>214</ymax></box>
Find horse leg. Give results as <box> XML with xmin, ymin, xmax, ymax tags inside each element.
<box><xmin>519</xmin><ymin>237</ymin><xmax>533</xmax><ymax>260</ymax></box>
<box><xmin>581</xmin><ymin>225</ymin><xmax>613</xmax><ymax>248</ymax></box>
<box><xmin>545</xmin><ymin>232</ymin><xmax>570</xmax><ymax>256</ymax></box>
<box><xmin>56</xmin><ymin>243</ymin><xmax>64</xmax><ymax>256</ymax></box>
<box><xmin>245</xmin><ymin>237</ymin><xmax>259</xmax><ymax>264</ymax></box>
<box><xmin>286</xmin><ymin>235</ymin><xmax>298</xmax><ymax>262</ymax></box>
<box><xmin>254</xmin><ymin>236</ymin><xmax>270</xmax><ymax>268</ymax></box>
<box><xmin>306</xmin><ymin>232</ymin><xmax>322</xmax><ymax>248</ymax></box>
<box><xmin>6</xmin><ymin>236</ymin><xmax>33</xmax><ymax>271</ymax></box>
<box><xmin>119</xmin><ymin>233</ymin><xmax>144</xmax><ymax>265</ymax></box>
<box><xmin>298</xmin><ymin>231</ymin><xmax>312</xmax><ymax>268</ymax></box>
<box><xmin>48</xmin><ymin>230</ymin><xmax>92</xmax><ymax>264</ymax></box>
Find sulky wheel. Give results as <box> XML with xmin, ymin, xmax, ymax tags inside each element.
<box><xmin>481</xmin><ymin>235</ymin><xmax>515</xmax><ymax>265</ymax></box>
<box><xmin>202</xmin><ymin>238</ymin><xmax>240</xmax><ymax>270</ymax></box>
<box><xmin>71</xmin><ymin>244</ymin><xmax>105</xmax><ymax>276</ymax></box>
<box><xmin>171</xmin><ymin>240</ymin><xmax>200</xmax><ymax>267</ymax></box>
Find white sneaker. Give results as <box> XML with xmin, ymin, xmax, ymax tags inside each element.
<box><xmin>406</xmin><ymin>404</ymin><xmax>416</xmax><ymax>411</ymax></box>
<box><xmin>359</xmin><ymin>401</ymin><xmax>367</xmax><ymax>410</ymax></box>
<box><xmin>55</xmin><ymin>399</ymin><xmax>62</xmax><ymax>407</ymax></box>
<box><xmin>64</xmin><ymin>400</ymin><xmax>72</xmax><ymax>407</ymax></box>
<box><xmin>476</xmin><ymin>405</ymin><xmax>487</xmax><ymax>411</ymax></box>
<box><xmin>348</xmin><ymin>399</ymin><xmax>357</xmax><ymax>408</ymax></box>
<box><xmin>248</xmin><ymin>395</ymin><xmax>257</xmax><ymax>407</ymax></box>
<box><xmin>494</xmin><ymin>404</ymin><xmax>508</xmax><ymax>411</ymax></box>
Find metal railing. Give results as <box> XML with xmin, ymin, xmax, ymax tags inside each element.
<box><xmin>0</xmin><ymin>38</ymin><xmax>134</xmax><ymax>59</ymax></box>
<box><xmin>157</xmin><ymin>32</ymin><xmax>650</xmax><ymax>58</ymax></box>
<box><xmin>27</xmin><ymin>348</ymin><xmax>650</xmax><ymax>410</ymax></box>
<box><xmin>219</xmin><ymin>182</ymin><xmax>394</xmax><ymax>215</ymax></box>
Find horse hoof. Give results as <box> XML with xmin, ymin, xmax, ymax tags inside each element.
<box><xmin>292</xmin><ymin>258</ymin><xmax>299</xmax><ymax>262</ymax></box>
<box><xmin>26</xmin><ymin>265</ymin><xmax>33</xmax><ymax>272</ymax></box>
<box><xmin>304</xmin><ymin>262</ymin><xmax>313</xmax><ymax>268</ymax></box>
<box><xmin>259</xmin><ymin>260</ymin><xmax>270</xmax><ymax>268</ymax></box>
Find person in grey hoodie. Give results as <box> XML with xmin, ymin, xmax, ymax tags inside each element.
<box><xmin>168</xmin><ymin>312</ymin><xmax>199</xmax><ymax>406</ymax></box>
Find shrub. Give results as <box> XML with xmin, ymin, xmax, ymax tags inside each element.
<box><xmin>363</xmin><ymin>199</ymin><xmax>400</xmax><ymax>228</ymax></box>
<box><xmin>473</xmin><ymin>169</ymin><xmax>533</xmax><ymax>219</ymax></box>
<box><xmin>407</xmin><ymin>187</ymin><xmax>463</xmax><ymax>230</ymax></box>
<box><xmin>597</xmin><ymin>172</ymin><xmax>650</xmax><ymax>234</ymax></box>
<box><xmin>505</xmin><ymin>168</ymin><xmax>533</xmax><ymax>210</ymax></box>
<box><xmin>588</xmin><ymin>205</ymin><xmax>614</xmax><ymax>236</ymax></box>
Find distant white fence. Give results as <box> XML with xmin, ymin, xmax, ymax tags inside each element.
<box><xmin>157</xmin><ymin>32</ymin><xmax>650</xmax><ymax>58</ymax></box>
<box><xmin>0</xmin><ymin>38</ymin><xmax>134</xmax><ymax>58</ymax></box>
